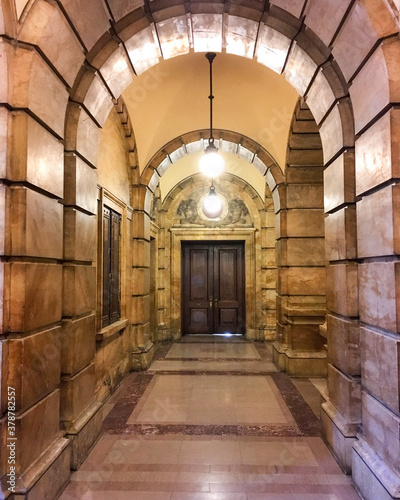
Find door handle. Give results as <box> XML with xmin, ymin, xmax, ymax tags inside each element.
<box><xmin>209</xmin><ymin>297</ymin><xmax>213</xmax><ymax>308</ymax></box>
<box><xmin>214</xmin><ymin>298</ymin><xmax>218</xmax><ymax>307</ymax></box>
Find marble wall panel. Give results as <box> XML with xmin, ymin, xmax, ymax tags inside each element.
<box><xmin>132</xmin><ymin>295</ymin><xmax>151</xmax><ymax>324</ymax></box>
<box><xmin>358</xmin><ymin>262</ymin><xmax>399</xmax><ymax>332</ymax></box>
<box><xmin>0</xmin><ymin>39</ymin><xmax>10</xmax><ymax>103</ymax></box>
<box><xmin>355</xmin><ymin>109</ymin><xmax>400</xmax><ymax>196</ymax></box>
<box><xmin>64</xmin><ymin>208</ymin><xmax>96</xmax><ymax>262</ymax></box>
<box><xmin>361</xmin><ymin>0</ymin><xmax>399</xmax><ymax>36</ymax></box>
<box><xmin>286</xmin><ymin>238</ymin><xmax>325</xmax><ymax>266</ymax></box>
<box><xmin>82</xmin><ymin>75</ymin><xmax>114</xmax><ymax>127</ymax></box>
<box><xmin>361</xmin><ymin>326</ymin><xmax>400</xmax><ymax>413</ymax></box>
<box><xmin>327</xmin><ymin>314</ymin><xmax>360</xmax><ymax>376</ymax></box>
<box><xmin>362</xmin><ymin>391</ymin><xmax>400</xmax><ymax>475</ymax></box>
<box><xmin>61</xmin><ymin>315</ymin><xmax>96</xmax><ymax>376</ymax></box>
<box><xmin>325</xmin><ymin>205</ymin><xmax>357</xmax><ymax>261</ymax></box>
<box><xmin>304</xmin><ymin>0</ymin><xmax>352</xmax><ymax>46</ymax></box>
<box><xmin>0</xmin><ymin>339</ymin><xmax>9</xmax><ymax>415</ymax></box>
<box><xmin>326</xmin><ymin>264</ymin><xmax>358</xmax><ymax>317</ymax></box>
<box><xmin>350</xmin><ymin>42</ymin><xmax>398</xmax><ymax>135</ymax></box>
<box><xmin>305</xmin><ymin>67</ymin><xmax>336</xmax><ymax>124</ymax></box>
<box><xmin>328</xmin><ymin>364</ymin><xmax>361</xmax><ymax>422</ymax></box>
<box><xmin>0</xmin><ymin>107</ymin><xmax>10</xmax><ymax>178</ymax></box>
<box><xmin>132</xmin><ymin>268</ymin><xmax>150</xmax><ymax>295</ymax></box>
<box><xmin>132</xmin><ymin>211</ymin><xmax>150</xmax><ymax>239</ymax></box>
<box><xmin>279</xmin><ymin>267</ymin><xmax>326</xmax><ymax>295</ymax></box>
<box><xmin>319</xmin><ymin>104</ymin><xmax>345</xmax><ymax>164</ymax></box>
<box><xmin>286</xmin><ymin>184</ymin><xmax>323</xmax><ymax>209</ymax></box>
<box><xmin>332</xmin><ymin>2</ymin><xmax>378</xmax><ymax>82</ymax></box>
<box><xmin>255</xmin><ymin>24</ymin><xmax>291</xmax><ymax>74</ymax></box>
<box><xmin>324</xmin><ymin>151</ymin><xmax>355</xmax><ymax>213</ymax></box>
<box><xmin>60</xmin><ymin>363</ymin><xmax>95</xmax><ymax>422</ymax></box>
<box><xmin>99</xmin><ymin>45</ymin><xmax>134</xmax><ymax>98</ymax></box>
<box><xmin>10</xmin><ymin>113</ymin><xmax>64</xmax><ymax>198</ymax></box>
<box><xmin>10</xmin><ymin>187</ymin><xmax>63</xmax><ymax>259</ymax></box>
<box><xmin>59</xmin><ymin>0</ymin><xmax>110</xmax><ymax>51</ymax></box>
<box><xmin>261</xmin><ymin>248</ymin><xmax>276</xmax><ymax>267</ymax></box>
<box><xmin>8</xmin><ymin>326</ymin><xmax>61</xmax><ymax>412</ymax></box>
<box><xmin>262</xmin><ymin>289</ymin><xmax>276</xmax><ymax>310</ymax></box>
<box><xmin>269</xmin><ymin>0</ymin><xmax>306</xmax><ymax>18</ymax></box>
<box><xmin>4</xmin><ymin>390</ymin><xmax>60</xmax><ymax>474</ymax></box>
<box><xmin>286</xmin><ymin>148</ymin><xmax>323</xmax><ymax>166</ymax></box>
<box><xmin>8</xmin><ymin>263</ymin><xmax>62</xmax><ymax>332</ymax></box>
<box><xmin>284</xmin><ymin>209</ymin><xmax>325</xmax><ymax>237</ymax></box>
<box><xmin>284</xmin><ymin>43</ymin><xmax>318</xmax><ymax>96</ymax></box>
<box><xmin>261</xmin><ymin>269</ymin><xmax>277</xmax><ymax>289</ymax></box>
<box><xmin>11</xmin><ymin>48</ymin><xmax>69</xmax><ymax>138</ymax></box>
<box><xmin>64</xmin><ymin>154</ymin><xmax>98</xmax><ymax>214</ymax></box>
<box><xmin>0</xmin><ymin>185</ymin><xmax>4</xmax><ymax>256</ymax></box>
<box><xmin>357</xmin><ymin>184</ymin><xmax>400</xmax><ymax>258</ymax></box>
<box><xmin>107</xmin><ymin>0</ymin><xmax>145</xmax><ymax>22</ymax></box>
<box><xmin>18</xmin><ymin>0</ymin><xmax>84</xmax><ymax>87</ymax></box>
<box><xmin>63</xmin><ymin>265</ymin><xmax>96</xmax><ymax>317</ymax></box>
<box><xmin>65</xmin><ymin>104</ymin><xmax>102</xmax><ymax>168</ymax></box>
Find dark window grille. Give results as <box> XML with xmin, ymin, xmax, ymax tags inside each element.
<box><xmin>102</xmin><ymin>206</ymin><xmax>121</xmax><ymax>327</ymax></box>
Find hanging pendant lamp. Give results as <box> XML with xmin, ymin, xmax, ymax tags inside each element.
<box><xmin>199</xmin><ymin>52</ymin><xmax>225</xmax><ymax>178</ymax></box>
<box><xmin>202</xmin><ymin>182</ymin><xmax>224</xmax><ymax>219</ymax></box>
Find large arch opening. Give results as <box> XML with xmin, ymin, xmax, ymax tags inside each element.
<box><xmin>1</xmin><ymin>1</ymin><xmax>400</xmax><ymax>499</ymax></box>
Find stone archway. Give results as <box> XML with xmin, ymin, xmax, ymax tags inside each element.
<box><xmin>2</xmin><ymin>1</ymin><xmax>400</xmax><ymax>499</ymax></box>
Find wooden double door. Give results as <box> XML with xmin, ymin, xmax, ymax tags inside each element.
<box><xmin>182</xmin><ymin>242</ymin><xmax>245</xmax><ymax>335</ymax></box>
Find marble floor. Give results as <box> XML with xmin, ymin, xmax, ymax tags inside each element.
<box><xmin>59</xmin><ymin>337</ymin><xmax>360</xmax><ymax>500</ymax></box>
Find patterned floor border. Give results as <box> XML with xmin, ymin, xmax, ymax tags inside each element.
<box><xmin>102</xmin><ymin>372</ymin><xmax>320</xmax><ymax>438</ymax></box>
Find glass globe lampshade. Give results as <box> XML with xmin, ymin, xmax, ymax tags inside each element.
<box><xmin>199</xmin><ymin>143</ymin><xmax>225</xmax><ymax>178</ymax></box>
<box><xmin>202</xmin><ymin>186</ymin><xmax>223</xmax><ymax>219</ymax></box>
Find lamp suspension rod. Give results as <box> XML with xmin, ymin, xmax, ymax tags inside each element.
<box><xmin>206</xmin><ymin>52</ymin><xmax>216</xmax><ymax>144</ymax></box>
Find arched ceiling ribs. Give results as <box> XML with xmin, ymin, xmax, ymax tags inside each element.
<box><xmin>141</xmin><ymin>128</ymin><xmax>284</xmax><ymax>200</ymax></box>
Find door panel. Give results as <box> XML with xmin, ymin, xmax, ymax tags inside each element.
<box><xmin>182</xmin><ymin>242</ymin><xmax>245</xmax><ymax>335</ymax></box>
<box><xmin>182</xmin><ymin>245</ymin><xmax>213</xmax><ymax>334</ymax></box>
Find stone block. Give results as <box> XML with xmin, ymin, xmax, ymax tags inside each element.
<box><xmin>10</xmin><ymin>47</ymin><xmax>69</xmax><ymax>137</ymax></box>
<box><xmin>363</xmin><ymin>391</ymin><xmax>400</xmax><ymax>475</ymax></box>
<box><xmin>269</xmin><ymin>0</ymin><xmax>305</xmax><ymax>18</ymax></box>
<box><xmin>60</xmin><ymin>0</ymin><xmax>110</xmax><ymax>50</ymax></box>
<box><xmin>325</xmin><ymin>205</ymin><xmax>357</xmax><ymax>261</ymax></box>
<box><xmin>355</xmin><ymin>109</ymin><xmax>400</xmax><ymax>195</ymax></box>
<box><xmin>260</xmin><ymin>268</ymin><xmax>277</xmax><ymax>289</ymax></box>
<box><xmin>327</xmin><ymin>314</ymin><xmax>360</xmax><ymax>376</ymax></box>
<box><xmin>284</xmin><ymin>43</ymin><xmax>318</xmax><ymax>96</ymax></box>
<box><xmin>63</xmin><ymin>264</ymin><xmax>96</xmax><ymax>317</ymax></box>
<box><xmin>286</xmin><ymin>184</ymin><xmax>323</xmax><ymax>209</ymax></box>
<box><xmin>261</xmin><ymin>227</ymin><xmax>275</xmax><ymax>248</ymax></box>
<box><xmin>255</xmin><ymin>24</ymin><xmax>291</xmax><ymax>74</ymax></box>
<box><xmin>357</xmin><ymin>184</ymin><xmax>400</xmax><ymax>258</ymax></box>
<box><xmin>64</xmin><ymin>208</ymin><xmax>97</xmax><ymax>262</ymax></box>
<box><xmin>131</xmin><ymin>211</ymin><xmax>150</xmax><ymax>239</ymax></box>
<box><xmin>8</xmin><ymin>263</ymin><xmax>63</xmax><ymax>332</ymax></box>
<box><xmin>286</xmin><ymin>238</ymin><xmax>325</xmax><ymax>266</ymax></box>
<box><xmin>351</xmin><ymin>40</ymin><xmax>400</xmax><ymax>134</ymax></box>
<box><xmin>61</xmin><ymin>315</ymin><xmax>96</xmax><ymax>376</ymax></box>
<box><xmin>65</xmin><ymin>104</ymin><xmax>102</xmax><ymax>168</ymax></box>
<box><xmin>18</xmin><ymin>0</ymin><xmax>85</xmax><ymax>87</ymax></box>
<box><xmin>99</xmin><ymin>45</ymin><xmax>134</xmax><ymax>98</ymax></box>
<box><xmin>326</xmin><ymin>264</ymin><xmax>358</xmax><ymax>317</ymax></box>
<box><xmin>305</xmin><ymin>67</ymin><xmax>336</xmax><ymax>124</ymax></box>
<box><xmin>10</xmin><ymin>112</ymin><xmax>64</xmax><ymax>198</ymax></box>
<box><xmin>319</xmin><ymin>101</ymin><xmax>354</xmax><ymax>164</ymax></box>
<box><xmin>332</xmin><ymin>2</ymin><xmax>378</xmax><ymax>82</ymax></box>
<box><xmin>81</xmin><ymin>74</ymin><xmax>114</xmax><ymax>127</ymax></box>
<box><xmin>279</xmin><ymin>267</ymin><xmax>326</xmax><ymax>295</ymax></box>
<box><xmin>7</xmin><ymin>326</ymin><xmax>61</xmax><ymax>413</ymax></box>
<box><xmin>287</xmin><ymin>148</ymin><xmax>323</xmax><ymax>166</ymax></box>
<box><xmin>10</xmin><ymin>187</ymin><xmax>63</xmax><ymax>259</ymax></box>
<box><xmin>304</xmin><ymin>0</ymin><xmax>352</xmax><ymax>46</ymax></box>
<box><xmin>64</xmin><ymin>153</ymin><xmax>97</xmax><ymax>214</ymax></box>
<box><xmin>321</xmin><ymin>401</ymin><xmax>357</xmax><ymax>473</ymax></box>
<box><xmin>361</xmin><ymin>326</ymin><xmax>400</xmax><ymax>413</ymax></box>
<box><xmin>132</xmin><ymin>295</ymin><xmax>151</xmax><ymax>324</ymax></box>
<box><xmin>261</xmin><ymin>289</ymin><xmax>276</xmax><ymax>310</ymax></box>
<box><xmin>132</xmin><ymin>268</ymin><xmax>150</xmax><ymax>294</ymax></box>
<box><xmin>359</xmin><ymin>262</ymin><xmax>400</xmax><ymax>332</ymax></box>
<box><xmin>1</xmin><ymin>390</ymin><xmax>60</xmax><ymax>474</ymax></box>
<box><xmin>283</xmin><ymin>209</ymin><xmax>325</xmax><ymax>237</ymax></box>
<box><xmin>60</xmin><ymin>363</ymin><xmax>95</xmax><ymax>422</ymax></box>
<box><xmin>328</xmin><ymin>364</ymin><xmax>361</xmax><ymax>423</ymax></box>
<box><xmin>261</xmin><ymin>248</ymin><xmax>276</xmax><ymax>267</ymax></box>
<box><xmin>324</xmin><ymin>150</ymin><xmax>355</xmax><ymax>212</ymax></box>
<box><xmin>352</xmin><ymin>438</ymin><xmax>400</xmax><ymax>500</ymax></box>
